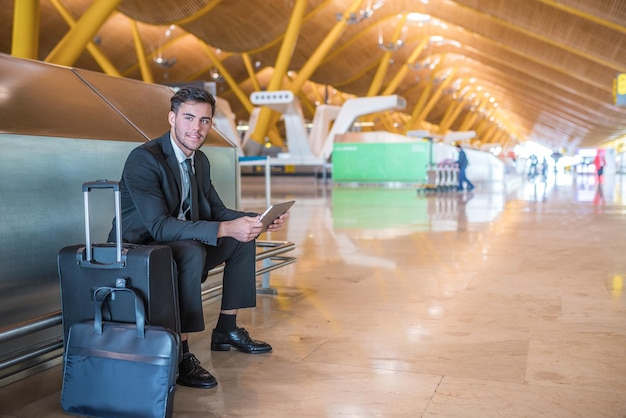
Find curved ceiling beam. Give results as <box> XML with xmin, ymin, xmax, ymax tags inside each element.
<box><xmin>168</xmin><ymin>1</ymin><xmax>223</xmax><ymax>26</ymax></box>
<box><xmin>537</xmin><ymin>0</ymin><xmax>626</xmax><ymax>35</ymax></box>
<box><xmin>422</xmin><ymin>47</ymin><xmax>623</xmax><ymax>131</ymax></box>
<box><xmin>232</xmin><ymin>0</ymin><xmax>335</xmax><ymax>56</ymax></box>
<box><xmin>425</xmin><ymin>1</ymin><xmax>622</xmax><ymax>89</ymax></box>
<box><xmin>5</xmin><ymin>0</ymin><xmax>621</xmax><ymax>153</ymax></box>
<box><xmin>117</xmin><ymin>0</ymin><xmax>213</xmax><ymax>25</ymax></box>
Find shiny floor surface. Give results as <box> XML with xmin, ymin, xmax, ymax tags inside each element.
<box><xmin>2</xmin><ymin>171</ymin><xmax>626</xmax><ymax>417</ymax></box>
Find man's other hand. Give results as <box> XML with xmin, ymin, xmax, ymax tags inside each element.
<box><xmin>266</xmin><ymin>211</ymin><xmax>289</xmax><ymax>232</ymax></box>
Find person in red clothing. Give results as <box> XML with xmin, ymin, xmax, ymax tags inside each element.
<box><xmin>594</xmin><ymin>149</ymin><xmax>606</xmax><ymax>183</ymax></box>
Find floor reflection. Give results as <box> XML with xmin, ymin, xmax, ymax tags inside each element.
<box><xmin>510</xmin><ymin>170</ymin><xmax>626</xmax><ymax>207</ymax></box>
<box><xmin>330</xmin><ymin>187</ymin><xmax>505</xmax><ymax>235</ymax></box>
<box><xmin>3</xmin><ymin>171</ymin><xmax>626</xmax><ymax>417</ymax></box>
<box><xmin>242</xmin><ymin>171</ymin><xmax>626</xmax><ymax>240</ymax></box>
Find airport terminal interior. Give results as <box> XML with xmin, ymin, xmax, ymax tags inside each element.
<box><xmin>2</xmin><ymin>171</ymin><xmax>626</xmax><ymax>417</ymax></box>
<box><xmin>1</xmin><ymin>0</ymin><xmax>626</xmax><ymax>417</ymax></box>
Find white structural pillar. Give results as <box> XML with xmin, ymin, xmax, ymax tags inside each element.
<box><xmin>309</xmin><ymin>104</ymin><xmax>341</xmax><ymax>157</ymax></box>
<box><xmin>250</xmin><ymin>90</ymin><xmax>320</xmax><ymax>163</ymax></box>
<box><xmin>320</xmin><ymin>95</ymin><xmax>407</xmax><ymax>160</ymax></box>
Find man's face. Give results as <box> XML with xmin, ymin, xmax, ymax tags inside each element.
<box><xmin>168</xmin><ymin>101</ymin><xmax>213</xmax><ymax>157</ymax></box>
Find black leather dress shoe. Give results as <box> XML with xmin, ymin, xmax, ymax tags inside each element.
<box><xmin>211</xmin><ymin>327</ymin><xmax>272</xmax><ymax>354</ymax></box>
<box><xmin>177</xmin><ymin>352</ymin><xmax>217</xmax><ymax>388</ymax></box>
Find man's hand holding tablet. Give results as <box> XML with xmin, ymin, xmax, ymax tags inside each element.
<box><xmin>259</xmin><ymin>200</ymin><xmax>295</xmax><ymax>232</ymax></box>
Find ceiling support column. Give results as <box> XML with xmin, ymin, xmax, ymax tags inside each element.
<box><xmin>407</xmin><ymin>83</ymin><xmax>433</xmax><ymax>131</ymax></box>
<box><xmin>409</xmin><ymin>67</ymin><xmax>458</xmax><ymax>130</ymax></box>
<box><xmin>474</xmin><ymin>120</ymin><xmax>491</xmax><ymax>143</ymax></box>
<box><xmin>459</xmin><ymin>111</ymin><xmax>480</xmax><ymax>132</ymax></box>
<box><xmin>11</xmin><ymin>0</ymin><xmax>39</xmax><ymax>59</ymax></box>
<box><xmin>45</xmin><ymin>0</ymin><xmax>122</xmax><ymax>66</ymax></box>
<box><xmin>381</xmin><ymin>37</ymin><xmax>429</xmax><ymax>96</ymax></box>
<box><xmin>438</xmin><ymin>99</ymin><xmax>465</xmax><ymax>135</ymax></box>
<box><xmin>130</xmin><ymin>20</ymin><xmax>153</xmax><ymax>83</ymax></box>
<box><xmin>242</xmin><ymin>53</ymin><xmax>261</xmax><ymax>92</ymax></box>
<box><xmin>367</xmin><ymin>14</ymin><xmax>408</xmax><ymax>97</ymax></box>
<box><xmin>297</xmin><ymin>91</ymin><xmax>317</xmax><ymax>116</ymax></box>
<box><xmin>50</xmin><ymin>0</ymin><xmax>121</xmax><ymax>76</ymax></box>
<box><xmin>438</xmin><ymin>82</ymin><xmax>478</xmax><ymax>134</ymax></box>
<box><xmin>481</xmin><ymin>124</ymin><xmax>498</xmax><ymax>145</ymax></box>
<box><xmin>249</xmin><ymin>0</ymin><xmax>307</xmax><ymax>148</ymax></box>
<box><xmin>379</xmin><ymin>112</ymin><xmax>396</xmax><ymax>132</ymax></box>
<box><xmin>289</xmin><ymin>0</ymin><xmax>364</xmax><ymax>93</ymax></box>
<box><xmin>492</xmin><ymin>131</ymin><xmax>506</xmax><ymax>147</ymax></box>
<box><xmin>202</xmin><ymin>45</ymin><xmax>254</xmax><ymax>114</ymax></box>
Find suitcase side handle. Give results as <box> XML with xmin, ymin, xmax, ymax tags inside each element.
<box><xmin>93</xmin><ymin>287</ymin><xmax>145</xmax><ymax>338</ymax></box>
<box><xmin>82</xmin><ymin>180</ymin><xmax>122</xmax><ymax>264</ymax></box>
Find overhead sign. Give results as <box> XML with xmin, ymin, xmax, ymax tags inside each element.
<box><xmin>614</xmin><ymin>73</ymin><xmax>626</xmax><ymax>106</ymax></box>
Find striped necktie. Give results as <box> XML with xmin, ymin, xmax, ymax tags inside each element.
<box><xmin>182</xmin><ymin>158</ymin><xmax>199</xmax><ymax>221</ymax></box>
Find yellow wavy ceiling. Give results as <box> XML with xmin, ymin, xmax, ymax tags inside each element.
<box><xmin>2</xmin><ymin>0</ymin><xmax>626</xmax><ymax>152</ymax></box>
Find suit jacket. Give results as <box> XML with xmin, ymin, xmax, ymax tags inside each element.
<box><xmin>109</xmin><ymin>133</ymin><xmax>251</xmax><ymax>246</ymax></box>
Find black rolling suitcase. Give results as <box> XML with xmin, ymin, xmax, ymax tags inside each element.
<box><xmin>61</xmin><ymin>286</ymin><xmax>179</xmax><ymax>418</ymax></box>
<box><xmin>58</xmin><ymin>180</ymin><xmax>180</xmax><ymax>347</ymax></box>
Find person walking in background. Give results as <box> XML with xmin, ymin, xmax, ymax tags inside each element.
<box><xmin>541</xmin><ymin>157</ymin><xmax>549</xmax><ymax>180</ymax></box>
<box><xmin>528</xmin><ymin>154</ymin><xmax>539</xmax><ymax>179</ymax></box>
<box><xmin>456</xmin><ymin>144</ymin><xmax>474</xmax><ymax>192</ymax></box>
<box><xmin>594</xmin><ymin>149</ymin><xmax>606</xmax><ymax>183</ymax></box>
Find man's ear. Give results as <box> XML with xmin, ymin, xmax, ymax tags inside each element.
<box><xmin>168</xmin><ymin>111</ymin><xmax>176</xmax><ymax>127</ymax></box>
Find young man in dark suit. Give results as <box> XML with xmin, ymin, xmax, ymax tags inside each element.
<box><xmin>109</xmin><ymin>86</ymin><xmax>288</xmax><ymax>389</ymax></box>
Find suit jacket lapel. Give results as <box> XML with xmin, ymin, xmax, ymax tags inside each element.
<box><xmin>158</xmin><ymin>133</ymin><xmax>184</xmax><ymax>196</ymax></box>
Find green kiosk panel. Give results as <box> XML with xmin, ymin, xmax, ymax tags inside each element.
<box><xmin>332</xmin><ymin>140</ymin><xmax>430</xmax><ymax>183</ymax></box>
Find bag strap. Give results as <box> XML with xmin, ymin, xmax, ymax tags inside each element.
<box><xmin>92</xmin><ymin>287</ymin><xmax>145</xmax><ymax>338</ymax></box>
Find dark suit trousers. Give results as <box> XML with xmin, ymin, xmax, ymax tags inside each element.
<box><xmin>160</xmin><ymin>238</ymin><xmax>257</xmax><ymax>333</ymax></box>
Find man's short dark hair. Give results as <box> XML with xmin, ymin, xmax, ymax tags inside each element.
<box><xmin>170</xmin><ymin>86</ymin><xmax>216</xmax><ymax>116</ymax></box>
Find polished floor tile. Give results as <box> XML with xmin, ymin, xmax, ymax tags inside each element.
<box><xmin>1</xmin><ymin>171</ymin><xmax>626</xmax><ymax>417</ymax></box>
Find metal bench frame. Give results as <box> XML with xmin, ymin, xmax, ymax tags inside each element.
<box><xmin>201</xmin><ymin>239</ymin><xmax>296</xmax><ymax>299</ymax></box>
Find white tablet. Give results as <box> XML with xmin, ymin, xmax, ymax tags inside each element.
<box><xmin>259</xmin><ymin>200</ymin><xmax>295</xmax><ymax>232</ymax></box>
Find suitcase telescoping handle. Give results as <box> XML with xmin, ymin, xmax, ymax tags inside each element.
<box><xmin>82</xmin><ymin>180</ymin><xmax>122</xmax><ymax>263</ymax></box>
